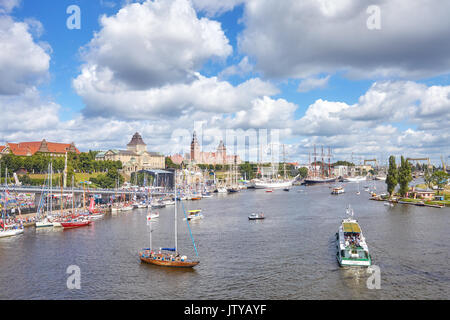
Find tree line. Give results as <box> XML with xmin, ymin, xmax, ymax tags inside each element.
<box><xmin>386</xmin><ymin>155</ymin><xmax>448</xmax><ymax>197</ymax></box>
<box><xmin>0</xmin><ymin>151</ymin><xmax>123</xmax><ymax>187</ymax></box>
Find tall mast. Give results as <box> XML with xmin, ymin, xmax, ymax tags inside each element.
<box><xmin>328</xmin><ymin>147</ymin><xmax>332</xmax><ymax>177</ymax></box>
<box><xmin>60</xmin><ymin>173</ymin><xmax>63</xmax><ymax>215</ymax></box>
<box><xmin>314</xmin><ymin>145</ymin><xmax>317</xmax><ymax>178</ymax></box>
<box><xmin>283</xmin><ymin>144</ymin><xmax>286</xmax><ymax>180</ymax></box>
<box><xmin>174</xmin><ymin>170</ymin><xmax>178</xmax><ymax>253</ymax></box>
<box><xmin>50</xmin><ymin>162</ymin><xmax>53</xmax><ymax>216</ymax></box>
<box><xmin>63</xmin><ymin>152</ymin><xmax>68</xmax><ymax>188</ymax></box>
<box><xmin>72</xmin><ymin>175</ymin><xmax>74</xmax><ymax>213</ymax></box>
<box><xmin>321</xmin><ymin>146</ymin><xmax>324</xmax><ymax>178</ymax></box>
<box><xmin>83</xmin><ymin>182</ymin><xmax>86</xmax><ymax>212</ymax></box>
<box><xmin>308</xmin><ymin>152</ymin><xmax>311</xmax><ymax>177</ymax></box>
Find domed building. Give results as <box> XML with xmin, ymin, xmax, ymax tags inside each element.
<box><xmin>96</xmin><ymin>133</ymin><xmax>165</xmax><ymax>173</ymax></box>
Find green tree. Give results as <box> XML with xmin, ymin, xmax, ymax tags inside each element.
<box><xmin>424</xmin><ymin>167</ymin><xmax>433</xmax><ymax>189</ymax></box>
<box><xmin>398</xmin><ymin>156</ymin><xmax>412</xmax><ymax>197</ymax></box>
<box><xmin>332</xmin><ymin>161</ymin><xmax>355</xmax><ymax>167</ymax></box>
<box><xmin>298</xmin><ymin>167</ymin><xmax>308</xmax><ymax>179</ymax></box>
<box><xmin>431</xmin><ymin>171</ymin><xmax>448</xmax><ymax>194</ymax></box>
<box><xmin>165</xmin><ymin>157</ymin><xmax>180</xmax><ymax>169</ymax></box>
<box><xmin>239</xmin><ymin>162</ymin><xmax>255</xmax><ymax>180</ymax></box>
<box><xmin>386</xmin><ymin>156</ymin><xmax>398</xmax><ymax>197</ymax></box>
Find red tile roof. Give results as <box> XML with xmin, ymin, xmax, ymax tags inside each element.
<box><xmin>5</xmin><ymin>140</ymin><xmax>80</xmax><ymax>156</ymax></box>
<box><xmin>7</xmin><ymin>142</ymin><xmax>41</xmax><ymax>156</ymax></box>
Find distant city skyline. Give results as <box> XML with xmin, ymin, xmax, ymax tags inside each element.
<box><xmin>0</xmin><ymin>0</ymin><xmax>448</xmax><ymax>166</ymax></box>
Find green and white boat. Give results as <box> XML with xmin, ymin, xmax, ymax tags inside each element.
<box><xmin>336</xmin><ymin>206</ymin><xmax>372</xmax><ymax>267</ymax></box>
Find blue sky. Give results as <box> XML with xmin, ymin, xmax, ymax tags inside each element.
<box><xmin>0</xmin><ymin>0</ymin><xmax>449</xmax><ymax>164</ymax></box>
<box><xmin>13</xmin><ymin>0</ymin><xmax>375</xmax><ymax>120</ymax></box>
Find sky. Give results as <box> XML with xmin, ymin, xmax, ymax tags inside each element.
<box><xmin>0</xmin><ymin>0</ymin><xmax>449</xmax><ymax>165</ymax></box>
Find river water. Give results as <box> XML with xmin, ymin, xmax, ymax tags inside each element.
<box><xmin>0</xmin><ymin>180</ymin><xmax>449</xmax><ymax>300</ymax></box>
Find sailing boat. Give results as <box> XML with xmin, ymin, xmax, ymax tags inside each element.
<box><xmin>0</xmin><ymin>168</ymin><xmax>24</xmax><ymax>238</ymax></box>
<box><xmin>139</xmin><ymin>173</ymin><xmax>199</xmax><ymax>268</ymax></box>
<box><xmin>254</xmin><ymin>144</ymin><xmax>298</xmax><ymax>189</ymax></box>
<box><xmin>60</xmin><ymin>180</ymin><xmax>91</xmax><ymax>229</ymax></box>
<box><xmin>88</xmin><ymin>198</ymin><xmax>104</xmax><ymax>220</ymax></box>
<box><xmin>36</xmin><ymin>164</ymin><xmax>55</xmax><ymax>228</ymax></box>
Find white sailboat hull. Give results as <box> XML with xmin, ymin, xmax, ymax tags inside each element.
<box><xmin>344</xmin><ymin>176</ymin><xmax>367</xmax><ymax>182</ymax></box>
<box><xmin>254</xmin><ymin>180</ymin><xmax>293</xmax><ymax>189</ymax></box>
<box><xmin>0</xmin><ymin>228</ymin><xmax>24</xmax><ymax>238</ymax></box>
<box><xmin>119</xmin><ymin>206</ymin><xmax>134</xmax><ymax>211</ymax></box>
<box><xmin>36</xmin><ymin>221</ymin><xmax>54</xmax><ymax>228</ymax></box>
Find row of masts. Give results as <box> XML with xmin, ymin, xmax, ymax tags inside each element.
<box><xmin>309</xmin><ymin>145</ymin><xmax>333</xmax><ymax>178</ymax></box>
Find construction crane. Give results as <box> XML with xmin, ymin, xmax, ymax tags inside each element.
<box><xmin>406</xmin><ymin>157</ymin><xmax>432</xmax><ymax>170</ymax></box>
<box><xmin>364</xmin><ymin>159</ymin><xmax>378</xmax><ymax>168</ymax></box>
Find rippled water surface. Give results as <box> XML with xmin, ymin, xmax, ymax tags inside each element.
<box><xmin>0</xmin><ymin>181</ymin><xmax>449</xmax><ymax>299</ymax></box>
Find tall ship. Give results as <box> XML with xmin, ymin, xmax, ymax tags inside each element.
<box><xmin>253</xmin><ymin>178</ymin><xmax>296</xmax><ymax>189</ymax></box>
<box><xmin>252</xmin><ymin>144</ymin><xmax>298</xmax><ymax>189</ymax></box>
<box><xmin>336</xmin><ymin>206</ymin><xmax>371</xmax><ymax>267</ymax></box>
<box><xmin>304</xmin><ymin>145</ymin><xmax>337</xmax><ymax>184</ymax></box>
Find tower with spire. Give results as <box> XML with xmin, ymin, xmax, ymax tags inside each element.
<box><xmin>216</xmin><ymin>140</ymin><xmax>227</xmax><ymax>164</ymax></box>
<box><xmin>190</xmin><ymin>131</ymin><xmax>201</xmax><ymax>162</ymax></box>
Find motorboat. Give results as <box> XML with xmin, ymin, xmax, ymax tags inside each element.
<box><xmin>336</xmin><ymin>206</ymin><xmax>371</xmax><ymax>267</ymax></box>
<box><xmin>331</xmin><ymin>186</ymin><xmax>345</xmax><ymax>195</ymax></box>
<box><xmin>248</xmin><ymin>213</ymin><xmax>265</xmax><ymax>220</ymax></box>
<box><xmin>183</xmin><ymin>210</ymin><xmax>203</xmax><ymax>221</ymax></box>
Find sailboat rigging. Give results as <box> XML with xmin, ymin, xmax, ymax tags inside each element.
<box><xmin>139</xmin><ymin>171</ymin><xmax>199</xmax><ymax>268</ymax></box>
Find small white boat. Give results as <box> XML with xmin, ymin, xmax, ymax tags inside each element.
<box><xmin>248</xmin><ymin>213</ymin><xmax>265</xmax><ymax>220</ymax></box>
<box><xmin>331</xmin><ymin>186</ymin><xmax>345</xmax><ymax>195</ymax></box>
<box><xmin>119</xmin><ymin>205</ymin><xmax>134</xmax><ymax>211</ymax></box>
<box><xmin>163</xmin><ymin>200</ymin><xmax>175</xmax><ymax>206</ymax></box>
<box><xmin>0</xmin><ymin>227</ymin><xmax>24</xmax><ymax>238</ymax></box>
<box><xmin>48</xmin><ymin>218</ymin><xmax>62</xmax><ymax>227</ymax></box>
<box><xmin>217</xmin><ymin>187</ymin><xmax>228</xmax><ymax>193</ymax></box>
<box><xmin>35</xmin><ymin>218</ymin><xmax>54</xmax><ymax>228</ymax></box>
<box><xmin>147</xmin><ymin>212</ymin><xmax>160</xmax><ymax>220</ymax></box>
<box><xmin>134</xmin><ymin>202</ymin><xmax>148</xmax><ymax>209</ymax></box>
<box><xmin>89</xmin><ymin>213</ymin><xmax>104</xmax><ymax>220</ymax></box>
<box><xmin>151</xmin><ymin>201</ymin><xmax>166</xmax><ymax>209</ymax></box>
<box><xmin>184</xmin><ymin>210</ymin><xmax>203</xmax><ymax>221</ymax></box>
